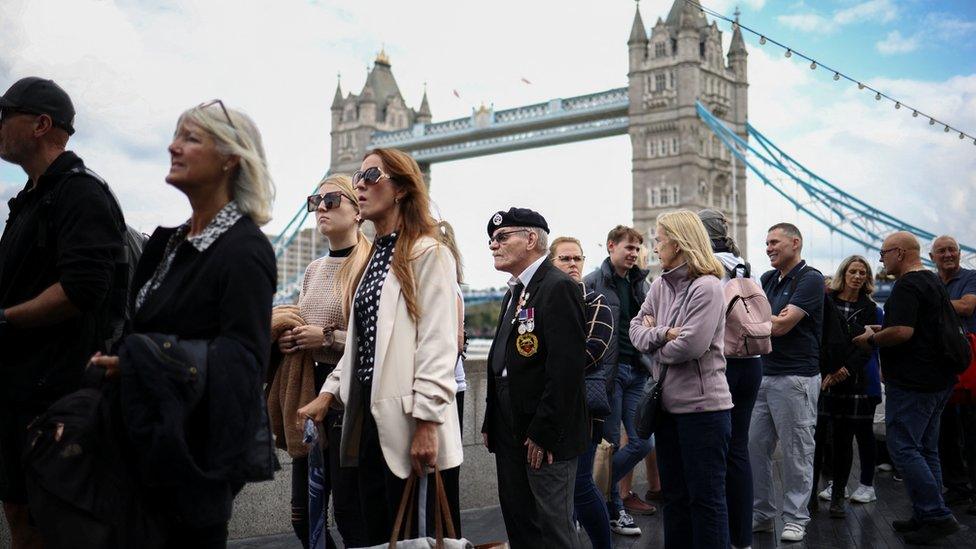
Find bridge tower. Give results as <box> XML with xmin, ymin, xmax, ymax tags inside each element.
<box><xmin>628</xmin><ymin>1</ymin><xmax>749</xmax><ymax>259</ymax></box>
<box><xmin>329</xmin><ymin>49</ymin><xmax>429</xmax><ymax>178</ymax></box>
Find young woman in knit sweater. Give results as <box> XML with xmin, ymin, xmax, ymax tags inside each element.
<box><xmin>278</xmin><ymin>174</ymin><xmax>371</xmax><ymax>548</ymax></box>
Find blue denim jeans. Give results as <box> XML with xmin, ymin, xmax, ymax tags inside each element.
<box><xmin>603</xmin><ymin>362</ymin><xmax>654</xmax><ymax>512</ymax></box>
<box><xmin>885</xmin><ymin>383</ymin><xmax>954</xmax><ymax>522</ymax></box>
<box><xmin>656</xmin><ymin>409</ymin><xmax>732</xmax><ymax>549</ymax></box>
<box><xmin>574</xmin><ymin>438</ymin><xmax>613</xmax><ymax>549</ymax></box>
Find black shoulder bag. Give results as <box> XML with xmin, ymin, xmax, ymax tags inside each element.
<box><xmin>635</xmin><ymin>284</ymin><xmax>692</xmax><ymax>439</ymax></box>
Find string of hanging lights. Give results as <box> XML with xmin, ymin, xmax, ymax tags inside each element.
<box><xmin>681</xmin><ymin>0</ymin><xmax>976</xmax><ymax>146</ymax></box>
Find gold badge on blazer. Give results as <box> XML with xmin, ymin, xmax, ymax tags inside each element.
<box><xmin>516</xmin><ymin>333</ymin><xmax>539</xmax><ymax>357</ymax></box>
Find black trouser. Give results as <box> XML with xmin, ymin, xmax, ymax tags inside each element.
<box><xmin>939</xmin><ymin>400</ymin><xmax>976</xmax><ymax>494</ymax></box>
<box><xmin>830</xmin><ymin>414</ymin><xmax>877</xmax><ymax>499</ymax></box>
<box><xmin>724</xmin><ymin>357</ymin><xmax>762</xmax><ymax>549</ymax></box>
<box><xmin>356</xmin><ymin>383</ymin><xmax>462</xmax><ymax>545</ymax></box>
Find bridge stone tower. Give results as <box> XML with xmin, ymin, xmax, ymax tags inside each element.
<box><xmin>628</xmin><ymin>1</ymin><xmax>749</xmax><ymax>258</ymax></box>
<box><xmin>328</xmin><ymin>49</ymin><xmax>430</xmax><ymax>177</ymax></box>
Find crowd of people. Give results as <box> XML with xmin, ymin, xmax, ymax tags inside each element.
<box><xmin>0</xmin><ymin>76</ymin><xmax>974</xmax><ymax>549</ymax></box>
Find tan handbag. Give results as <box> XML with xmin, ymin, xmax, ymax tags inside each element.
<box><xmin>592</xmin><ymin>438</ymin><xmax>614</xmax><ymax>500</ymax></box>
<box><xmin>365</xmin><ymin>467</ymin><xmax>473</xmax><ymax>549</ymax></box>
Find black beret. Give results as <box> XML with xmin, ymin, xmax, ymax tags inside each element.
<box><xmin>487</xmin><ymin>207</ymin><xmax>550</xmax><ymax>238</ymax></box>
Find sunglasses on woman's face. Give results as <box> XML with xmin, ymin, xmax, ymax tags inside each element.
<box><xmin>307</xmin><ymin>191</ymin><xmax>345</xmax><ymax>212</ymax></box>
<box><xmin>352</xmin><ymin>166</ymin><xmax>392</xmax><ymax>186</ymax></box>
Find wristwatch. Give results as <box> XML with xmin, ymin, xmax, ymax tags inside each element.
<box><xmin>321</xmin><ymin>326</ymin><xmax>335</xmax><ymax>348</ymax></box>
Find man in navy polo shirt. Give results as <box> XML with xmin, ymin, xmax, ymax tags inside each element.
<box><xmin>750</xmin><ymin>223</ymin><xmax>824</xmax><ymax>543</ymax></box>
<box><xmin>930</xmin><ymin>235</ymin><xmax>976</xmax><ymax>510</ymax></box>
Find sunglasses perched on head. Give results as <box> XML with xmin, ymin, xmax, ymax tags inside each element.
<box><xmin>307</xmin><ymin>191</ymin><xmax>346</xmax><ymax>212</ymax></box>
<box><xmin>352</xmin><ymin>166</ymin><xmax>392</xmax><ymax>186</ymax></box>
<box><xmin>197</xmin><ymin>99</ymin><xmax>236</xmax><ymax>130</ymax></box>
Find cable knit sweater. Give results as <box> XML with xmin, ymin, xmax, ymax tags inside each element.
<box><xmin>298</xmin><ymin>255</ymin><xmax>349</xmax><ymax>365</ymax></box>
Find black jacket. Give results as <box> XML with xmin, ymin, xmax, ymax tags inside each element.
<box><xmin>583</xmin><ymin>258</ymin><xmax>651</xmax><ymax>370</ymax></box>
<box><xmin>0</xmin><ymin>152</ymin><xmax>121</xmax><ymax>404</ymax></box>
<box><xmin>482</xmin><ymin>260</ymin><xmax>588</xmax><ymax>460</ymax></box>
<box><xmin>823</xmin><ymin>291</ymin><xmax>876</xmax><ymax>395</ymax></box>
<box><xmin>127</xmin><ymin>216</ymin><xmax>275</xmax><ymax>527</ymax></box>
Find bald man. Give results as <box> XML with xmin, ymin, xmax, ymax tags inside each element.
<box><xmin>853</xmin><ymin>232</ymin><xmax>960</xmax><ymax>543</ymax></box>
<box><xmin>930</xmin><ymin>235</ymin><xmax>976</xmax><ymax>511</ymax></box>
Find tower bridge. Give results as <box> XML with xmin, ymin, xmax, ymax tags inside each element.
<box><xmin>271</xmin><ymin>0</ymin><xmax>973</xmax><ymax>302</ymax></box>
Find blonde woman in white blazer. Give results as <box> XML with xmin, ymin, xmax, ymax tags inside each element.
<box><xmin>298</xmin><ymin>148</ymin><xmax>463</xmax><ymax>544</ymax></box>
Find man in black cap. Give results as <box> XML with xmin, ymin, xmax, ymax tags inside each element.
<box><xmin>0</xmin><ymin>77</ymin><xmax>123</xmax><ymax>545</ymax></box>
<box><xmin>481</xmin><ymin>207</ymin><xmax>588</xmax><ymax>548</ymax></box>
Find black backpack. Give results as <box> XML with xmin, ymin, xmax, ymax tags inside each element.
<box><xmin>933</xmin><ymin>279</ymin><xmax>972</xmax><ymax>374</ymax></box>
<box><xmin>22</xmin><ymin>373</ymin><xmax>163</xmax><ymax>548</ymax></box>
<box><xmin>38</xmin><ymin>167</ymin><xmax>147</xmax><ymax>351</ymax></box>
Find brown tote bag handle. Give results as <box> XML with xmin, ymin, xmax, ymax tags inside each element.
<box><xmin>389</xmin><ymin>467</ymin><xmax>457</xmax><ymax>548</ymax></box>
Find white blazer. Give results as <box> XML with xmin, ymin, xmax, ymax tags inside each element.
<box><xmin>321</xmin><ymin>236</ymin><xmax>463</xmax><ymax>479</ymax></box>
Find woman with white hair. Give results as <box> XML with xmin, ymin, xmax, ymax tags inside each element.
<box><xmin>91</xmin><ymin>100</ymin><xmax>277</xmax><ymax>547</ymax></box>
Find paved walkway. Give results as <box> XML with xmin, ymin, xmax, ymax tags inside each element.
<box><xmin>230</xmin><ymin>467</ymin><xmax>976</xmax><ymax>548</ymax></box>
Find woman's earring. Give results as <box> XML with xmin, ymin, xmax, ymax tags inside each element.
<box><xmin>394</xmin><ymin>197</ymin><xmax>400</xmax><ymax>204</ymax></box>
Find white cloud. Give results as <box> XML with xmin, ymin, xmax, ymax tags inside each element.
<box><xmin>876</xmin><ymin>30</ymin><xmax>920</xmax><ymax>54</ymax></box>
<box><xmin>873</xmin><ymin>13</ymin><xmax>976</xmax><ymax>55</ymax></box>
<box><xmin>1</xmin><ymin>0</ymin><xmax>973</xmax><ymax>287</ymax></box>
<box><xmin>707</xmin><ymin>0</ymin><xmax>768</xmax><ymax>13</ymax></box>
<box><xmin>777</xmin><ymin>13</ymin><xmax>832</xmax><ymax>33</ymax></box>
<box><xmin>778</xmin><ymin>0</ymin><xmax>898</xmax><ymax>34</ymax></box>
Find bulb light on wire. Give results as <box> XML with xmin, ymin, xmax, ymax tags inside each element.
<box><xmin>679</xmin><ymin>0</ymin><xmax>974</xmax><ymax>146</ymax></box>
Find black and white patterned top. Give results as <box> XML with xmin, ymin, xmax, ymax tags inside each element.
<box><xmin>353</xmin><ymin>231</ymin><xmax>398</xmax><ymax>385</ymax></box>
<box><xmin>134</xmin><ymin>201</ymin><xmax>243</xmax><ymax>313</ymax></box>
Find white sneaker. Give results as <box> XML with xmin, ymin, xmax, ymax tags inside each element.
<box><xmin>781</xmin><ymin>522</ymin><xmax>806</xmax><ymax>542</ymax></box>
<box><xmin>877</xmin><ymin>463</ymin><xmax>893</xmax><ymax>472</ymax></box>
<box><xmin>610</xmin><ymin>510</ymin><xmax>641</xmax><ymax>536</ymax></box>
<box><xmin>818</xmin><ymin>481</ymin><xmax>851</xmax><ymax>501</ymax></box>
<box><xmin>850</xmin><ymin>484</ymin><xmax>877</xmax><ymax>503</ymax></box>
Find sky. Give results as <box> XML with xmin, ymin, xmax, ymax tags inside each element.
<box><xmin>1</xmin><ymin>0</ymin><xmax>974</xmax><ymax>289</ymax></box>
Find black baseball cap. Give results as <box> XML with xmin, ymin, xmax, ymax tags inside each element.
<box><xmin>0</xmin><ymin>77</ymin><xmax>76</xmax><ymax>135</ymax></box>
<box><xmin>487</xmin><ymin>207</ymin><xmax>550</xmax><ymax>238</ymax></box>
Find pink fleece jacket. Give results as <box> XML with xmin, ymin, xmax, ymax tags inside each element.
<box><xmin>629</xmin><ymin>264</ymin><xmax>733</xmax><ymax>414</ymax></box>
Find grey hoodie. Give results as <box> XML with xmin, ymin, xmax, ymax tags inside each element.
<box><xmin>629</xmin><ymin>264</ymin><xmax>733</xmax><ymax>414</ymax></box>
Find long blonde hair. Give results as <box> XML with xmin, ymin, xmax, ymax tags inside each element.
<box><xmin>318</xmin><ymin>174</ymin><xmax>373</xmax><ymax>316</ymax></box>
<box><xmin>178</xmin><ymin>103</ymin><xmax>275</xmax><ymax>225</ymax></box>
<box><xmin>436</xmin><ymin>220</ymin><xmax>464</xmax><ymax>284</ymax></box>
<box><xmin>657</xmin><ymin>210</ymin><xmax>725</xmax><ymax>279</ymax></box>
<box><xmin>830</xmin><ymin>255</ymin><xmax>875</xmax><ymax>297</ymax></box>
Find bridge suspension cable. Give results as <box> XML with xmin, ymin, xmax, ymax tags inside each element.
<box><xmin>685</xmin><ymin>0</ymin><xmax>976</xmax><ymax>147</ymax></box>
<box><xmin>696</xmin><ymin>101</ymin><xmax>976</xmax><ymax>269</ymax></box>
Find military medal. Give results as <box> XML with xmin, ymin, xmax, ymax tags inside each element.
<box><xmin>516</xmin><ymin>333</ymin><xmax>539</xmax><ymax>357</ymax></box>
<box><xmin>524</xmin><ymin>308</ymin><xmax>535</xmax><ymax>333</ymax></box>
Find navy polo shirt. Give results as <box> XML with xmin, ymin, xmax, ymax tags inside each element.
<box><xmin>760</xmin><ymin>260</ymin><xmax>824</xmax><ymax>376</ymax></box>
<box><xmin>945</xmin><ymin>267</ymin><xmax>976</xmax><ymax>334</ymax></box>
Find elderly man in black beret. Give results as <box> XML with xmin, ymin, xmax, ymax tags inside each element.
<box><xmin>482</xmin><ymin>207</ymin><xmax>589</xmax><ymax>548</ymax></box>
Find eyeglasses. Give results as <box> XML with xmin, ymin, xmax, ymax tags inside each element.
<box><xmin>556</xmin><ymin>254</ymin><xmax>585</xmax><ymax>264</ymax></box>
<box><xmin>307</xmin><ymin>191</ymin><xmax>347</xmax><ymax>212</ymax></box>
<box><xmin>197</xmin><ymin>99</ymin><xmax>236</xmax><ymax>130</ymax></box>
<box><xmin>879</xmin><ymin>247</ymin><xmax>902</xmax><ymax>258</ymax></box>
<box><xmin>352</xmin><ymin>166</ymin><xmax>393</xmax><ymax>186</ymax></box>
<box><xmin>488</xmin><ymin>229</ymin><xmax>530</xmax><ymax>246</ymax></box>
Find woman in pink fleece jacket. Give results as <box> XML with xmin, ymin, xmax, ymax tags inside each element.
<box><xmin>630</xmin><ymin>210</ymin><xmax>734</xmax><ymax>549</ymax></box>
